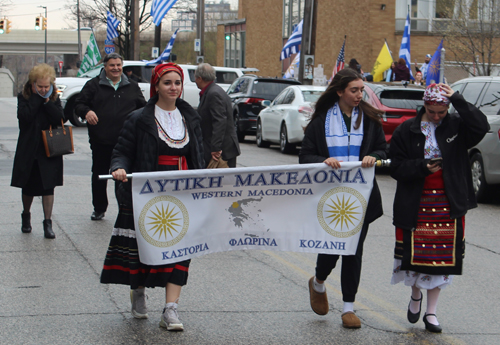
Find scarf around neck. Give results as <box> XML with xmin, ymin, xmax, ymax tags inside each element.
<box><xmin>325</xmin><ymin>102</ymin><xmax>364</xmax><ymax>162</ymax></box>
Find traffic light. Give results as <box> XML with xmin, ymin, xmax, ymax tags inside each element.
<box><xmin>35</xmin><ymin>16</ymin><xmax>41</xmax><ymax>30</ymax></box>
<box><xmin>42</xmin><ymin>17</ymin><xmax>47</xmax><ymax>30</ymax></box>
<box><xmin>0</xmin><ymin>19</ymin><xmax>5</xmax><ymax>34</ymax></box>
<box><xmin>5</xmin><ymin>19</ymin><xmax>11</xmax><ymax>34</ymax></box>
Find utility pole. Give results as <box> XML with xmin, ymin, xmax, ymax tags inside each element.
<box><xmin>197</xmin><ymin>0</ymin><xmax>205</xmax><ymax>61</ymax></box>
<box><xmin>77</xmin><ymin>0</ymin><xmax>82</xmax><ymax>62</ymax></box>
<box><xmin>299</xmin><ymin>0</ymin><xmax>317</xmax><ymax>85</ymax></box>
<box><xmin>154</xmin><ymin>24</ymin><xmax>162</xmax><ymax>56</ymax></box>
<box><xmin>38</xmin><ymin>5</ymin><xmax>48</xmax><ymax>63</ymax></box>
<box><xmin>130</xmin><ymin>0</ymin><xmax>140</xmax><ymax>60</ymax></box>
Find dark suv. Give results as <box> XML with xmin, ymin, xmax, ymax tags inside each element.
<box><xmin>227</xmin><ymin>75</ymin><xmax>301</xmax><ymax>141</ymax></box>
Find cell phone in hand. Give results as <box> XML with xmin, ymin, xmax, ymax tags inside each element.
<box><xmin>429</xmin><ymin>157</ymin><xmax>443</xmax><ymax>166</ymax></box>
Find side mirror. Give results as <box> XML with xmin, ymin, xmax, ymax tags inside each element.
<box><xmin>262</xmin><ymin>100</ymin><xmax>271</xmax><ymax>107</ymax></box>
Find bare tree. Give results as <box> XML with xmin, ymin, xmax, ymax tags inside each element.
<box><xmin>64</xmin><ymin>0</ymin><xmax>197</xmax><ymax>59</ymax></box>
<box><xmin>435</xmin><ymin>0</ymin><xmax>500</xmax><ymax>76</ymax></box>
<box><xmin>65</xmin><ymin>0</ymin><xmax>154</xmax><ymax>59</ymax></box>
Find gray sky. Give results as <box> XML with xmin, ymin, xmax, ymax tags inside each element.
<box><xmin>3</xmin><ymin>0</ymin><xmax>72</xmax><ymax>30</ymax></box>
<box><xmin>3</xmin><ymin>0</ymin><xmax>238</xmax><ymax>30</ymax></box>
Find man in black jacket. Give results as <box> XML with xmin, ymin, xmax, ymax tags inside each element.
<box><xmin>75</xmin><ymin>53</ymin><xmax>146</xmax><ymax>220</ymax></box>
<box><xmin>195</xmin><ymin>63</ymin><xmax>240</xmax><ymax>167</ymax></box>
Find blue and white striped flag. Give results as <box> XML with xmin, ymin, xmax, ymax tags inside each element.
<box><xmin>151</xmin><ymin>0</ymin><xmax>178</xmax><ymax>26</ymax></box>
<box><xmin>106</xmin><ymin>11</ymin><xmax>120</xmax><ymax>41</ymax></box>
<box><xmin>280</xmin><ymin>20</ymin><xmax>303</xmax><ymax>61</ymax></box>
<box><xmin>398</xmin><ymin>13</ymin><xmax>414</xmax><ymax>80</ymax></box>
<box><xmin>144</xmin><ymin>29</ymin><xmax>179</xmax><ymax>65</ymax></box>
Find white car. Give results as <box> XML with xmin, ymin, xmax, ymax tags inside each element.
<box><xmin>256</xmin><ymin>85</ymin><xmax>326</xmax><ymax>153</ymax></box>
<box><xmin>56</xmin><ymin>62</ymin><xmax>251</xmax><ymax>126</ymax></box>
<box><xmin>450</xmin><ymin>76</ymin><xmax>500</xmax><ymax>202</ymax></box>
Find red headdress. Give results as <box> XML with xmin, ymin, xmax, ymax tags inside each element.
<box><xmin>150</xmin><ymin>63</ymin><xmax>184</xmax><ymax>98</ymax></box>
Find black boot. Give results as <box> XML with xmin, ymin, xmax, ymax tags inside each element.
<box><xmin>43</xmin><ymin>219</ymin><xmax>55</xmax><ymax>239</ymax></box>
<box><xmin>21</xmin><ymin>212</ymin><xmax>32</xmax><ymax>233</ymax></box>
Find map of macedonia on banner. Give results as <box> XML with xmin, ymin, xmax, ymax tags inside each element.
<box><xmin>131</xmin><ymin>162</ymin><xmax>375</xmax><ymax>265</ymax></box>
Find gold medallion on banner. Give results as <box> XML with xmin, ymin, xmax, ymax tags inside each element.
<box><xmin>317</xmin><ymin>187</ymin><xmax>367</xmax><ymax>238</ymax></box>
<box><xmin>138</xmin><ymin>196</ymin><xmax>189</xmax><ymax>247</ymax></box>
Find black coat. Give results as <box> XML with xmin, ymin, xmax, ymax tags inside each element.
<box><xmin>197</xmin><ymin>82</ymin><xmax>240</xmax><ymax>166</ymax></box>
<box><xmin>11</xmin><ymin>92</ymin><xmax>64</xmax><ymax>189</ymax></box>
<box><xmin>390</xmin><ymin>92</ymin><xmax>490</xmax><ymax>230</ymax></box>
<box><xmin>74</xmin><ymin>69</ymin><xmax>146</xmax><ymax>146</ymax></box>
<box><xmin>299</xmin><ymin>111</ymin><xmax>387</xmax><ymax>224</ymax></box>
<box><xmin>110</xmin><ymin>96</ymin><xmax>205</xmax><ymax>206</ymax></box>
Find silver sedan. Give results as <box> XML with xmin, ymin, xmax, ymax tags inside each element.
<box><xmin>256</xmin><ymin>85</ymin><xmax>326</xmax><ymax>153</ymax></box>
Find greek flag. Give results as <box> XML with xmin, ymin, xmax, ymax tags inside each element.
<box><xmin>107</xmin><ymin>11</ymin><xmax>120</xmax><ymax>41</ymax></box>
<box><xmin>77</xmin><ymin>33</ymin><xmax>102</xmax><ymax>76</ymax></box>
<box><xmin>280</xmin><ymin>20</ymin><xmax>303</xmax><ymax>61</ymax></box>
<box><xmin>398</xmin><ymin>13</ymin><xmax>414</xmax><ymax>80</ymax></box>
<box><xmin>144</xmin><ymin>29</ymin><xmax>179</xmax><ymax>65</ymax></box>
<box><xmin>151</xmin><ymin>0</ymin><xmax>178</xmax><ymax>26</ymax></box>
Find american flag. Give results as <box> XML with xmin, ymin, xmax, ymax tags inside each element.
<box><xmin>330</xmin><ymin>37</ymin><xmax>346</xmax><ymax>82</ymax></box>
<box><xmin>151</xmin><ymin>0</ymin><xmax>178</xmax><ymax>26</ymax></box>
<box><xmin>106</xmin><ymin>11</ymin><xmax>120</xmax><ymax>41</ymax></box>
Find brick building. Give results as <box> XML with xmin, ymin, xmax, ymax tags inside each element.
<box><xmin>217</xmin><ymin>0</ymin><xmax>500</xmax><ymax>82</ymax></box>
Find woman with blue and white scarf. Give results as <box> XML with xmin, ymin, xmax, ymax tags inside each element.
<box><xmin>300</xmin><ymin>68</ymin><xmax>387</xmax><ymax>329</ymax></box>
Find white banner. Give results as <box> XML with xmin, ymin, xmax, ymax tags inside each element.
<box><xmin>132</xmin><ymin>162</ymin><xmax>374</xmax><ymax>265</ymax></box>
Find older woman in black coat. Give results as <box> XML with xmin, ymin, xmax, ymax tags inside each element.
<box><xmin>11</xmin><ymin>63</ymin><xmax>64</xmax><ymax>239</ymax></box>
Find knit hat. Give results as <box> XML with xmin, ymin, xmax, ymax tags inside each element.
<box><xmin>423</xmin><ymin>83</ymin><xmax>450</xmax><ymax>105</ymax></box>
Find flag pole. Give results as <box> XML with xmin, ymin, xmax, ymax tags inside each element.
<box><xmin>384</xmin><ymin>38</ymin><xmax>393</xmax><ymax>60</ymax></box>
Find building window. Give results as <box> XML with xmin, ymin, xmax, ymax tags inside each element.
<box><xmin>283</xmin><ymin>0</ymin><xmax>305</xmax><ymax>38</ymax></box>
<box><xmin>224</xmin><ymin>23</ymin><xmax>246</xmax><ymax>68</ymax></box>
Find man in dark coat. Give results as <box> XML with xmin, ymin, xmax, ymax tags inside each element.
<box><xmin>194</xmin><ymin>63</ymin><xmax>240</xmax><ymax>167</ymax></box>
<box><xmin>75</xmin><ymin>53</ymin><xmax>146</xmax><ymax>220</ymax></box>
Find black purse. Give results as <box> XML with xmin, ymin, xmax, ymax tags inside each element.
<box><xmin>41</xmin><ymin>119</ymin><xmax>74</xmax><ymax>157</ymax></box>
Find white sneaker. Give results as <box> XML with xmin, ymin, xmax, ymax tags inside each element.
<box><xmin>130</xmin><ymin>289</ymin><xmax>148</xmax><ymax>319</ymax></box>
<box><xmin>159</xmin><ymin>305</ymin><xmax>184</xmax><ymax>331</ymax></box>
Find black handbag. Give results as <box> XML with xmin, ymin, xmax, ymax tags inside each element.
<box><xmin>41</xmin><ymin>119</ymin><xmax>74</xmax><ymax>157</ymax></box>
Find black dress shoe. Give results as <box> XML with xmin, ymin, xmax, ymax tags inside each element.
<box><xmin>91</xmin><ymin>211</ymin><xmax>105</xmax><ymax>220</ymax></box>
<box><xmin>43</xmin><ymin>219</ymin><xmax>55</xmax><ymax>239</ymax></box>
<box><xmin>407</xmin><ymin>292</ymin><xmax>422</xmax><ymax>324</ymax></box>
<box><xmin>21</xmin><ymin>212</ymin><xmax>32</xmax><ymax>233</ymax></box>
<box><xmin>423</xmin><ymin>314</ymin><xmax>442</xmax><ymax>333</ymax></box>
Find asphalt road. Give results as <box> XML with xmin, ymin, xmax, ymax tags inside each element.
<box><xmin>0</xmin><ymin>97</ymin><xmax>499</xmax><ymax>344</ymax></box>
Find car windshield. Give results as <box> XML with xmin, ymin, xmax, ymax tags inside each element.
<box><xmin>252</xmin><ymin>81</ymin><xmax>297</xmax><ymax>99</ymax></box>
<box><xmin>378</xmin><ymin>90</ymin><xmax>424</xmax><ymax>109</ymax></box>
<box><xmin>302</xmin><ymin>90</ymin><xmax>323</xmax><ymax>103</ymax></box>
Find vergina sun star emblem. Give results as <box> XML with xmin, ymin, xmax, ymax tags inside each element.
<box><xmin>317</xmin><ymin>187</ymin><xmax>367</xmax><ymax>238</ymax></box>
<box><xmin>139</xmin><ymin>196</ymin><xmax>189</xmax><ymax>247</ymax></box>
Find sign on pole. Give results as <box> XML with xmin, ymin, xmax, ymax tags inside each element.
<box><xmin>58</xmin><ymin>61</ymin><xmax>63</xmax><ymax>77</ymax></box>
<box><xmin>194</xmin><ymin>38</ymin><xmax>201</xmax><ymax>52</ymax></box>
<box><xmin>152</xmin><ymin>47</ymin><xmax>159</xmax><ymax>58</ymax></box>
<box><xmin>104</xmin><ymin>39</ymin><xmax>115</xmax><ymax>54</ymax></box>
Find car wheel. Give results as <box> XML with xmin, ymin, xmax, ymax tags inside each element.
<box><xmin>234</xmin><ymin>113</ymin><xmax>245</xmax><ymax>142</ymax></box>
<box><xmin>256</xmin><ymin>120</ymin><xmax>270</xmax><ymax>148</ymax></box>
<box><xmin>280</xmin><ymin>123</ymin><xmax>295</xmax><ymax>154</ymax></box>
<box><xmin>471</xmin><ymin>152</ymin><xmax>489</xmax><ymax>202</ymax></box>
<box><xmin>65</xmin><ymin>98</ymin><xmax>87</xmax><ymax>127</ymax></box>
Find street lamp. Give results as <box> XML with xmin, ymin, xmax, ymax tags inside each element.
<box><xmin>38</xmin><ymin>6</ymin><xmax>47</xmax><ymax>63</ymax></box>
